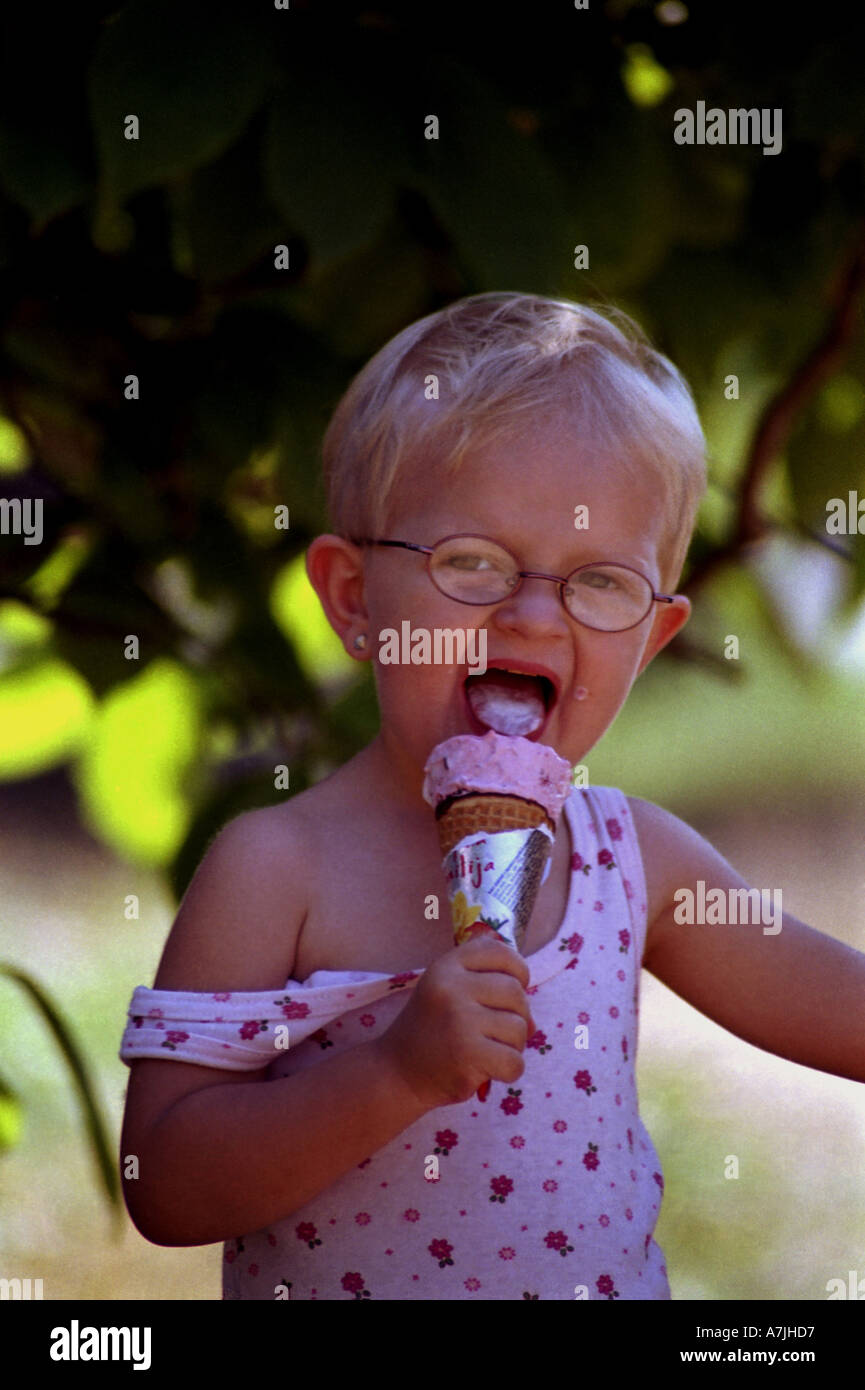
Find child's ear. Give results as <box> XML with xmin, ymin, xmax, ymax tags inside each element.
<box><xmin>636</xmin><ymin>594</ymin><xmax>691</xmax><ymax>675</ymax></box>
<box><xmin>305</xmin><ymin>535</ymin><xmax>370</xmax><ymax>658</ymax></box>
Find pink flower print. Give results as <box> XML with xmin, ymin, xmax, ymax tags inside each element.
<box><xmin>645</xmin><ymin>1233</ymin><xmax>651</xmax><ymax>1256</ymax></box>
<box><xmin>224</xmin><ymin>1249</ymin><xmax>236</xmax><ymax>1264</ymax></box>
<box><xmin>273</xmin><ymin>996</ymin><xmax>310</xmax><ymax>1020</ymax></box>
<box><xmin>609</xmin><ymin>1006</ymin><xmax>619</xmax><ymax>1019</ymax></box>
<box><xmin>434</xmin><ymin>1129</ymin><xmax>458</xmax><ymax>1156</ymax></box>
<box><xmin>559</xmin><ymin>931</ymin><xmax>584</xmax><ymax>961</ymax></box>
<box><xmin>571</xmin><ymin>851</ymin><xmax>591</xmax><ymax>875</ymax></box>
<box><xmin>500</xmin><ymin>1087</ymin><xmax>524</xmax><ymax>1116</ymax></box>
<box><xmin>388</xmin><ymin>971</ymin><xmax>419</xmax><ymax>990</ymax></box>
<box><xmin>403</xmin><ymin>1209</ymin><xmax>420</xmax><ymax>1223</ymax></box>
<box><xmin>527</xmin><ymin>1030</ymin><xmax>551</xmax><ymax>1054</ymax></box>
<box><xmin>490</xmin><ymin>1175</ymin><xmax>514</xmax><ymax>1204</ymax></box>
<box><xmin>296</xmin><ymin>1222</ymin><xmax>322</xmax><ymax>1249</ymax></box>
<box><xmin>464</xmin><ymin>1277</ymin><xmax>481</xmax><ymax>1292</ymax></box>
<box><xmin>573</xmin><ymin>1069</ymin><xmax>597</xmax><ymax>1097</ymax></box>
<box><xmin>625</xmin><ymin>1208</ymin><xmax>633</xmax><ymax>1221</ymax></box>
<box><xmin>498</xmin><ymin>1247</ymin><xmax>516</xmax><ymax>1261</ymax></box>
<box><xmin>552</xmin><ymin>1119</ymin><xmax>567</xmax><ymax>1133</ymax></box>
<box><xmin>341</xmin><ymin>1271</ymin><xmax>370</xmax><ymax>1299</ymax></box>
<box><xmin>653</xmin><ymin>1171</ymin><xmax>664</xmax><ymax>1192</ymax></box>
<box><xmin>544</xmin><ymin>1230</ymin><xmax>574</xmax><ymax>1256</ymax></box>
<box><xmin>627</xmin><ymin>1128</ymin><xmax>633</xmax><ymax>1151</ymax></box>
<box><xmin>429</xmin><ymin>1238</ymin><xmax>454</xmax><ymax>1268</ymax></box>
<box><xmin>248</xmin><ymin>1263</ymin><xmax>259</xmax><ymax>1276</ymax></box>
<box><xmin>623</xmin><ymin>878</ymin><xmax>634</xmax><ymax>900</ymax></box>
<box><xmin>510</xmin><ymin>1135</ymin><xmax>526</xmax><ymax>1149</ymax></box>
<box><xmin>522</xmin><ymin>1290</ymin><xmax>539</xmax><ymax>1300</ymax></box>
<box><xmin>161</xmin><ymin>1030</ymin><xmax>189</xmax><ymax>1052</ymax></box>
<box><xmin>542</xmin><ymin>1178</ymin><xmax>558</xmax><ymax>1193</ymax></box>
<box><xmin>606</xmin><ymin>818</ymin><xmax>623</xmax><ymax>842</ymax></box>
<box><xmin>582</xmin><ymin>1141</ymin><xmax>599</xmax><ymax>1171</ymax></box>
<box><xmin>617</xmin><ymin>969</ymin><xmax>626</xmax><ymax>982</ymax></box>
<box><xmin>596</xmin><ymin>1273</ymin><xmax>619</xmax><ymax>1299</ymax></box>
<box><xmin>618</xmin><ymin>928</ymin><xmax>631</xmax><ymax>954</ymax></box>
<box><xmin>239</xmin><ymin>1019</ymin><xmax>266</xmax><ymax>1041</ymax></box>
<box><xmin>131</xmin><ymin>1015</ymin><xmax>143</xmax><ymax>1029</ymax></box>
<box><xmin>359</xmin><ymin>1013</ymin><xmax>376</xmax><ymax>1028</ymax></box>
<box><xmin>578</xmin><ymin>1011</ymin><xmax>590</xmax><ymax>1024</ymax></box>
<box><xmin>598</xmin><ymin>1214</ymin><xmax>610</xmax><ymax>1228</ymax></box>
<box><xmin>598</xmin><ymin>848</ymin><xmax>614</xmax><ymax>869</ymax></box>
<box><xmin>310</xmin><ymin>1027</ymin><xmax>333</xmax><ymax>1049</ymax></box>
<box><xmin>355</xmin><ymin>1212</ymin><xmax>371</xmax><ymax>1226</ymax></box>
<box><xmin>621</xmin><ymin>1035</ymin><xmax>629</xmax><ymax>1061</ymax></box>
<box><xmin>146</xmin><ymin>1008</ymin><xmax>164</xmax><ymax>1019</ymax></box>
<box><xmin>212</xmin><ymin>992</ymin><xmax>231</xmax><ymax>1002</ymax></box>
<box><xmin>631</xmin><ymin>1170</ymin><xmax>638</xmax><ymax>1182</ymax></box>
<box><xmin>593</xmin><ymin>900</ymin><xmax>604</xmax><ymax>912</ymax></box>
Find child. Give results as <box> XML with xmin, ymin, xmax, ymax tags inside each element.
<box><xmin>119</xmin><ymin>291</ymin><xmax>865</xmax><ymax>1300</ymax></box>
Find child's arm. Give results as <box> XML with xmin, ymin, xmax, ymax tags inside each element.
<box><xmin>631</xmin><ymin>797</ymin><xmax>865</xmax><ymax>1084</ymax></box>
<box><xmin>121</xmin><ymin>807</ymin><xmax>433</xmax><ymax>1246</ymax></box>
<box><xmin>121</xmin><ymin>807</ymin><xmax>534</xmax><ymax>1247</ymax></box>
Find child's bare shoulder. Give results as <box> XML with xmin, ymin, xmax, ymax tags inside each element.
<box><xmin>154</xmin><ymin>796</ymin><xmax>318</xmax><ymax>994</ymax></box>
<box><xmin>625</xmin><ymin>794</ymin><xmax>722</xmax><ymax>930</ymax></box>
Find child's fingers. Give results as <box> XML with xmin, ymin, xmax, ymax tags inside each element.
<box><xmin>455</xmin><ymin>935</ymin><xmax>531</xmax><ymax>988</ymax></box>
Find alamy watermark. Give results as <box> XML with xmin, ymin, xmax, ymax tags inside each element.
<box><xmin>674</xmin><ymin>102</ymin><xmax>782</xmax><ymax>156</ymax></box>
<box><xmin>378</xmin><ymin>622</ymin><xmax>487</xmax><ymax>674</ymax></box>
<box><xmin>673</xmin><ymin>881</ymin><xmax>782</xmax><ymax>935</ymax></box>
<box><xmin>0</xmin><ymin>497</ymin><xmax>43</xmax><ymax>544</ymax></box>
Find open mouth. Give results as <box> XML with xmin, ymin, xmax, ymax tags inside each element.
<box><xmin>463</xmin><ymin>668</ymin><xmax>556</xmax><ymax>738</ymax></box>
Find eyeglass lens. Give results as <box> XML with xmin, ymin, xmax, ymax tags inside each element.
<box><xmin>428</xmin><ymin>536</ymin><xmax>652</xmax><ymax>631</ymax></box>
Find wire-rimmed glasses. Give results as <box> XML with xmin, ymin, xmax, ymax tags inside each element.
<box><xmin>350</xmin><ymin>533</ymin><xmax>674</xmax><ymax>633</ymax></box>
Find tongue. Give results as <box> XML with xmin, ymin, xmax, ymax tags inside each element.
<box><xmin>466</xmin><ymin>671</ymin><xmax>546</xmax><ymax>737</ymax></box>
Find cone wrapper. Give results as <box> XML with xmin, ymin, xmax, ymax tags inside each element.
<box><xmin>442</xmin><ymin>823</ymin><xmax>554</xmax><ymax>955</ymax></box>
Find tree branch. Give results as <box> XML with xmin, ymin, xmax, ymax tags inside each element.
<box><xmin>683</xmin><ymin>221</ymin><xmax>865</xmax><ymax>599</ymax></box>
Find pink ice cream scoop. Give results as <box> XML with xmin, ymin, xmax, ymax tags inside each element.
<box><xmin>422</xmin><ymin>731</ymin><xmax>572</xmax><ymax>822</ymax></box>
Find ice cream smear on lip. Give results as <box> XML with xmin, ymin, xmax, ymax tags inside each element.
<box><xmin>466</xmin><ymin>670</ymin><xmax>547</xmax><ymax>736</ymax></box>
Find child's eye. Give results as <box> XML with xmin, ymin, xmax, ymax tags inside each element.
<box><xmin>448</xmin><ymin>553</ymin><xmax>493</xmax><ymax>571</ymax></box>
<box><xmin>576</xmin><ymin>569</ymin><xmax>619</xmax><ymax>591</ymax></box>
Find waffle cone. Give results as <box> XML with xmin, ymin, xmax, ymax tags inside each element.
<box><xmin>435</xmin><ymin>792</ymin><xmax>553</xmax><ymax>857</ymax></box>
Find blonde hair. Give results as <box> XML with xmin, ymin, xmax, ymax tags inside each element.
<box><xmin>321</xmin><ymin>291</ymin><xmax>707</xmax><ymax>592</ymax></box>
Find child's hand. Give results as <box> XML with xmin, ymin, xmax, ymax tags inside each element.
<box><xmin>374</xmin><ymin>937</ymin><xmax>537</xmax><ymax>1110</ymax></box>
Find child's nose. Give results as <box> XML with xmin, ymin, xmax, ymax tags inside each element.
<box><xmin>492</xmin><ymin>575</ymin><xmax>570</xmax><ymax>635</ymax></box>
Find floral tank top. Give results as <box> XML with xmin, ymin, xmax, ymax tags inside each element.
<box><xmin>119</xmin><ymin>786</ymin><xmax>669</xmax><ymax>1300</ymax></box>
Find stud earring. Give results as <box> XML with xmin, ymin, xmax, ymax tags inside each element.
<box><xmin>353</xmin><ymin>634</ymin><xmax>368</xmax><ymax>650</ymax></box>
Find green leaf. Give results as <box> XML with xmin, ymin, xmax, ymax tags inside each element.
<box><xmin>168</xmin><ymin>115</ymin><xmax>286</xmax><ymax>283</ymax></box>
<box><xmin>0</xmin><ymin>657</ymin><xmax>93</xmax><ymax>779</ymax></box>
<box><xmin>410</xmin><ymin>56</ymin><xmax>574</xmax><ymax>291</ymax></box>
<box><xmin>0</xmin><ymin>1071</ymin><xmax>23</xmax><ymax>1153</ymax></box>
<box><xmin>0</xmin><ymin>115</ymin><xmax>92</xmax><ymax>227</ymax></box>
<box><xmin>265</xmin><ymin>57</ymin><xmax>413</xmax><ymax>266</ymax></box>
<box><xmin>75</xmin><ymin>657</ymin><xmax>203</xmax><ymax>863</ymax></box>
<box><xmin>89</xmin><ymin>0</ymin><xmax>278</xmax><ymax>205</ymax></box>
<box><xmin>0</xmin><ymin>965</ymin><xmax>119</xmax><ymax>1208</ymax></box>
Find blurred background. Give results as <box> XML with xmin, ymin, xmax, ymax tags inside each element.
<box><xmin>1</xmin><ymin>0</ymin><xmax>863</xmax><ymax>1300</ymax></box>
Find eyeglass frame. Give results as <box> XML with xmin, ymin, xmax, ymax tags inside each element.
<box><xmin>348</xmin><ymin>533</ymin><xmax>676</xmax><ymax>633</ymax></box>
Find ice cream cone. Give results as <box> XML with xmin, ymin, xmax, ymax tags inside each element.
<box><xmin>423</xmin><ymin>732</ymin><xmax>573</xmax><ymax>1102</ymax></box>
<box><xmin>435</xmin><ymin>792</ymin><xmax>553</xmax><ymax>858</ymax></box>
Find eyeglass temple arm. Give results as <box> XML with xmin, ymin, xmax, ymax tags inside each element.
<box><xmin>348</xmin><ymin>538</ymin><xmax>433</xmax><ymax>555</ymax></box>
